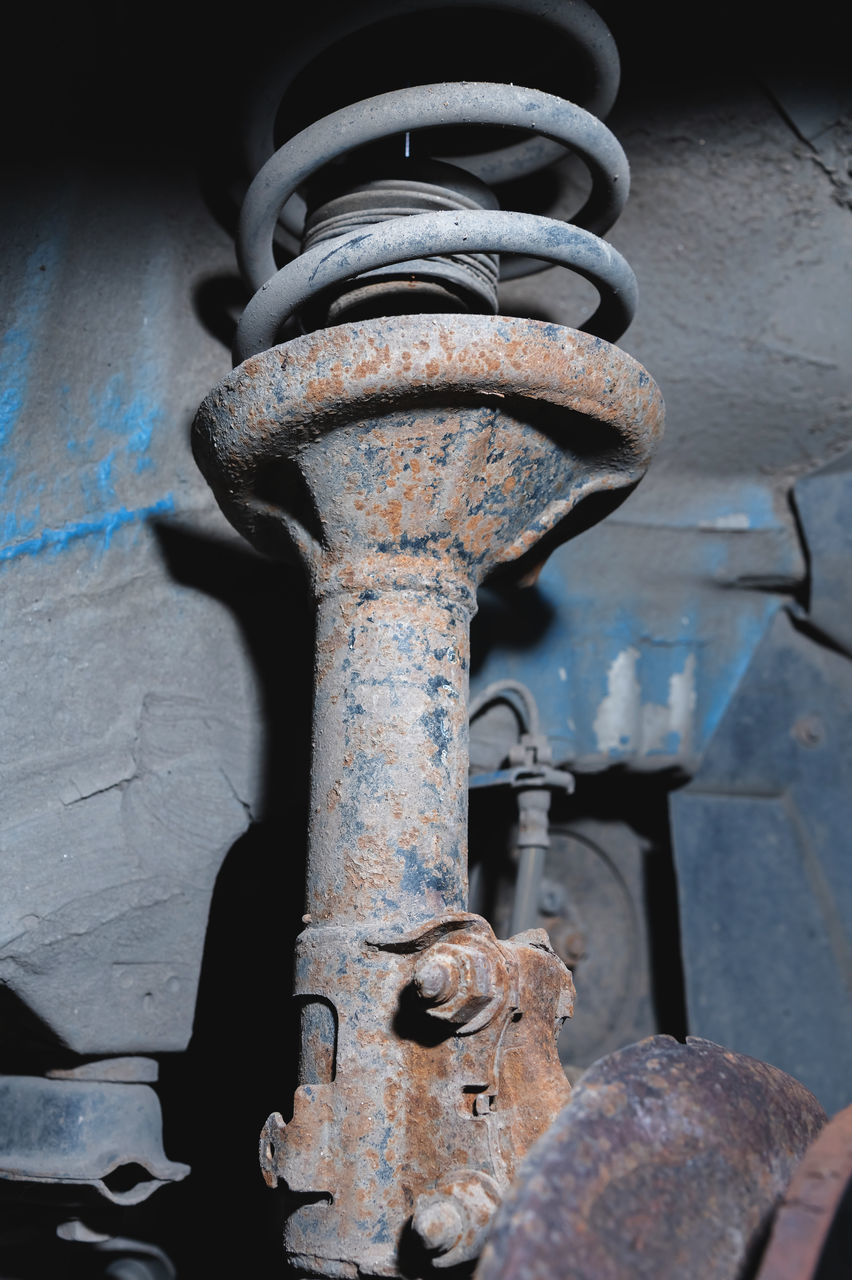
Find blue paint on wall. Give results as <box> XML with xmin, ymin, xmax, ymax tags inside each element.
<box><xmin>89</xmin><ymin>373</ymin><xmax>164</xmax><ymax>473</ymax></box>
<box><xmin>0</xmin><ymin>235</ymin><xmax>64</xmax><ymax>498</ymax></box>
<box><xmin>696</xmin><ymin>601</ymin><xmax>778</xmax><ymax>747</ymax></box>
<box><xmin>1</xmin><ymin>216</ymin><xmax>173</xmax><ymax>564</ymax></box>
<box><xmin>0</xmin><ymin>496</ymin><xmax>175</xmax><ymax>565</ymax></box>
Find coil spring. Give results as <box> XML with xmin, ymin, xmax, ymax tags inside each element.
<box><xmin>234</xmin><ymin>0</ymin><xmax>636</xmax><ymax>365</ymax></box>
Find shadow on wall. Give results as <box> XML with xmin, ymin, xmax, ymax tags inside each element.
<box><xmin>152</xmin><ymin>522</ymin><xmax>314</xmax><ymax>1275</ymax></box>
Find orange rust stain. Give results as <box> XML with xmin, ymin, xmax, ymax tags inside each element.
<box><xmin>303</xmin><ymin>362</ymin><xmax>346</xmax><ymax>405</ymax></box>
<box><xmin>327</xmin><ymin>781</ymin><xmax>342</xmax><ymax>814</ymax></box>
<box><xmin>351</xmin><ymin>346</ymin><xmax>392</xmax><ymax>380</ymax></box>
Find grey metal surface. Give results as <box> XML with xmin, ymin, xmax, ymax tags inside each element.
<box><xmin>301</xmin><ymin>167</ymin><xmax>503</xmax><ymax>326</ymax></box>
<box><xmin>0</xmin><ymin>1073</ymin><xmax>189</xmax><ymax>1205</ymax></box>
<box><xmin>467</xmin><ymin>698</ymin><xmax>575</xmax><ymax>938</ymax></box>
<box><xmin>243</xmin><ymin>0</ymin><xmax>621</xmax><ymax>224</ymax></box>
<box><xmin>55</xmin><ymin>1223</ymin><xmax>176</xmax><ymax>1280</ymax></box>
<box><xmin>235</xmin><ymin>72</ymin><xmax>635</xmax><ymax>359</ymax></box>
<box><xmin>236</xmin><ymin>208</ymin><xmax>637</xmax><ymax>360</ymax></box>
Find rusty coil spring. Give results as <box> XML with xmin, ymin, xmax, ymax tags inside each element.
<box><xmin>234</xmin><ymin>0</ymin><xmax>635</xmax><ymax>363</ymax></box>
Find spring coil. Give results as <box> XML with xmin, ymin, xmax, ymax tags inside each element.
<box><xmin>234</xmin><ymin>1</ymin><xmax>636</xmax><ymax>365</ymax></box>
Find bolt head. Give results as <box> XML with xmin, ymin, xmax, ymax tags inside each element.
<box><xmin>412</xmin><ymin>1194</ymin><xmax>465</xmax><ymax>1253</ymax></box>
<box><xmin>413</xmin><ymin>939</ymin><xmax>505</xmax><ymax>1029</ymax></box>
<box><xmin>414</xmin><ymin>955</ymin><xmax>457</xmax><ymax>1003</ymax></box>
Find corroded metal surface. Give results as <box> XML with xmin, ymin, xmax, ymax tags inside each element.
<box><xmin>193</xmin><ymin>314</ymin><xmax>664</xmax><ymax>570</ymax></box>
<box><xmin>236</xmin><ymin>10</ymin><xmax>629</xmax><ymax>353</ymax></box>
<box><xmin>261</xmin><ymin>918</ymin><xmax>574</xmax><ymax>1275</ymax></box>
<box><xmin>193</xmin><ymin>312</ymin><xmax>663</xmax><ymax>1277</ymax></box>
<box><xmin>194</xmin><ymin>316</ymin><xmax>662</xmax><ymax>934</ymax></box>
<box><xmin>475</xmin><ymin>1036</ymin><xmax>826</xmax><ymax>1280</ymax></box>
<box><xmin>755</xmin><ymin>1102</ymin><xmax>852</xmax><ymax>1280</ymax></box>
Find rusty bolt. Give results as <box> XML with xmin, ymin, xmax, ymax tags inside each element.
<box><xmin>413</xmin><ymin>939</ymin><xmax>503</xmax><ymax>1029</ymax></box>
<box><xmin>413</xmin><ymin>1170</ymin><xmax>503</xmax><ymax>1267</ymax></box>
<box><xmin>412</xmin><ymin>1193</ymin><xmax>465</xmax><ymax>1255</ymax></box>
<box><xmin>414</xmin><ymin>955</ymin><xmax>457</xmax><ymax>1005</ymax></box>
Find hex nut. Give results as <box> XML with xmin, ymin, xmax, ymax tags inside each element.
<box><xmin>413</xmin><ymin>940</ymin><xmax>503</xmax><ymax>1028</ymax></box>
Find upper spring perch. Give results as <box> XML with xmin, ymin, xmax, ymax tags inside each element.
<box><xmin>235</xmin><ymin>81</ymin><xmax>635</xmax><ymax>361</ymax></box>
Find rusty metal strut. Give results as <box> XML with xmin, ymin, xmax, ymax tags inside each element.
<box><xmin>192</xmin><ymin>3</ymin><xmax>664</xmax><ymax>1276</ymax></box>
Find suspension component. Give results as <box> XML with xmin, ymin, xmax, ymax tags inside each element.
<box><xmin>193</xmin><ymin>2</ymin><xmax>663</xmax><ymax>1276</ymax></box>
<box><xmin>234</xmin><ymin>77</ymin><xmax>635</xmax><ymax>360</ymax></box>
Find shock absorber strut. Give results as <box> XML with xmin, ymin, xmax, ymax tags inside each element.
<box><xmin>193</xmin><ymin>3</ymin><xmax>664</xmax><ymax>1276</ymax></box>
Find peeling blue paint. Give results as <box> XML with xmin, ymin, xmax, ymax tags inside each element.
<box><xmin>472</xmin><ymin>489</ymin><xmax>794</xmax><ymax>771</ymax></box>
<box><xmin>420</xmin><ymin>706</ymin><xmax>452</xmax><ymax>766</ymax></box>
<box><xmin>399</xmin><ymin>844</ymin><xmax>457</xmax><ymax>898</ymax></box>
<box><xmin>427</xmin><ymin>673</ymin><xmax>456</xmax><ymax>697</ymax></box>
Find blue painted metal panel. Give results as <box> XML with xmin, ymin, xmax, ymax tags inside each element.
<box><xmin>471</xmin><ymin>478</ymin><xmax>805</xmax><ymax>772</ymax></box>
<box><xmin>669</xmin><ymin>608</ymin><xmax>852</xmax><ymax>1114</ymax></box>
